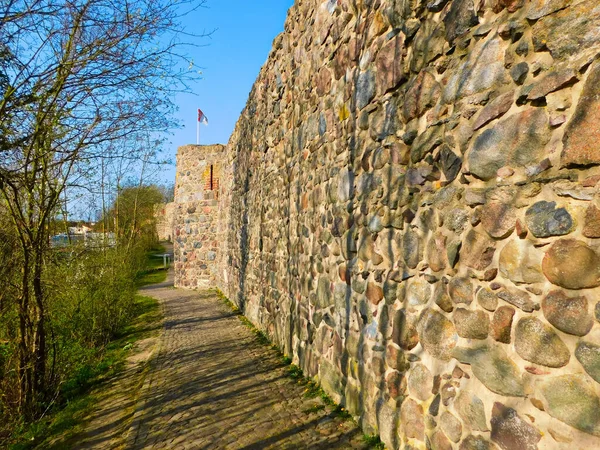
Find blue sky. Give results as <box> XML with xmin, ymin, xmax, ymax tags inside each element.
<box><xmin>160</xmin><ymin>0</ymin><xmax>295</xmax><ymax>184</ymax></box>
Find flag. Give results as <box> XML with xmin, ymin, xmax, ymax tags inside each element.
<box><xmin>198</xmin><ymin>108</ymin><xmax>208</xmax><ymax>125</ymax></box>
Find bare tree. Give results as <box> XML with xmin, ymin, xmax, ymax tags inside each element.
<box><xmin>0</xmin><ymin>0</ymin><xmax>206</xmax><ymax>419</ymax></box>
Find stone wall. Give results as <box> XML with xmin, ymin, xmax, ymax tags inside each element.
<box><xmin>179</xmin><ymin>0</ymin><xmax>600</xmax><ymax>448</ymax></box>
<box><xmin>173</xmin><ymin>144</ymin><xmax>225</xmax><ymax>289</ymax></box>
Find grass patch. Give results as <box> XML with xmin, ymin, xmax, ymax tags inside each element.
<box><xmin>363</xmin><ymin>434</ymin><xmax>385</xmax><ymax>449</ymax></box>
<box><xmin>10</xmin><ymin>290</ymin><xmax>162</xmax><ymax>449</ymax></box>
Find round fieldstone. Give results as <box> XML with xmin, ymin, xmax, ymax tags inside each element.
<box><xmin>542</xmin><ymin>239</ymin><xmax>600</xmax><ymax>289</ymax></box>
<box><xmin>542</xmin><ymin>290</ymin><xmax>593</xmax><ymax>336</ymax></box>
<box><xmin>498</xmin><ymin>239</ymin><xmax>545</xmax><ymax>284</ymax></box>
<box><xmin>392</xmin><ymin>309</ymin><xmax>419</xmax><ymax>350</ymax></box>
<box><xmin>452</xmin><ymin>344</ymin><xmax>525</xmax><ymax>397</ymax></box>
<box><xmin>481</xmin><ymin>202</ymin><xmax>516</xmax><ymax>238</ymax></box>
<box><xmin>515</xmin><ymin>317</ymin><xmax>570</xmax><ymax>368</ymax></box>
<box><xmin>418</xmin><ymin>309</ymin><xmax>458</xmax><ymax>361</ymax></box>
<box><xmin>366</xmin><ymin>282</ymin><xmax>384</xmax><ymax>305</ymax></box>
<box><xmin>477</xmin><ymin>287</ymin><xmax>498</xmax><ymax>311</ymax></box>
<box><xmin>461</xmin><ymin>229</ymin><xmax>496</xmax><ymax>270</ymax></box>
<box><xmin>537</xmin><ymin>374</ymin><xmax>600</xmax><ymax>436</ymax></box>
<box><xmin>449</xmin><ymin>277</ymin><xmax>473</xmax><ymax>304</ymax></box>
<box><xmin>408</xmin><ymin>364</ymin><xmax>433</xmax><ymax>401</ymax></box>
<box><xmin>400</xmin><ymin>398</ymin><xmax>424</xmax><ymax>440</ymax></box>
<box><xmin>454</xmin><ymin>308</ymin><xmax>489</xmax><ymax>340</ymax></box>
<box><xmin>525</xmin><ymin>201</ymin><xmax>573</xmax><ymax>238</ymax></box>
<box><xmin>575</xmin><ymin>341</ymin><xmax>600</xmax><ymax>384</ymax></box>
<box><xmin>491</xmin><ymin>402</ymin><xmax>541</xmax><ymax>450</ymax></box>
<box><xmin>407</xmin><ymin>277</ymin><xmax>432</xmax><ymax>305</ymax></box>
<box><xmin>430</xmin><ymin>430</ymin><xmax>452</xmax><ymax>450</ymax></box>
<box><xmin>440</xmin><ymin>411</ymin><xmax>462</xmax><ymax>443</ymax></box>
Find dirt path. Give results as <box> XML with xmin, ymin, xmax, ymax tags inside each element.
<box><xmin>124</xmin><ymin>271</ymin><xmax>365</xmax><ymax>449</ymax></box>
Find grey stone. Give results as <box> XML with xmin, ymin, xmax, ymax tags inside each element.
<box><xmin>407</xmin><ymin>277</ymin><xmax>431</xmax><ymax>305</ymax></box>
<box><xmin>444</xmin><ymin>0</ymin><xmax>478</xmax><ymax>43</ymax></box>
<box><xmin>525</xmin><ymin>201</ymin><xmax>574</xmax><ymax>238</ymax></box>
<box><xmin>316</xmin><ymin>277</ymin><xmax>332</xmax><ymax>308</ymax></box>
<box><xmin>477</xmin><ymin>287</ymin><xmax>498</xmax><ymax>312</ymax></box>
<box><xmin>537</xmin><ymin>374</ymin><xmax>600</xmax><ymax>436</ymax></box>
<box><xmin>455</xmin><ymin>391</ymin><xmax>489</xmax><ymax>432</ymax></box>
<box><xmin>356</xmin><ymin>70</ymin><xmax>376</xmax><ymax>110</ymax></box>
<box><xmin>497</xmin><ymin>287</ymin><xmax>538</xmax><ymax>313</ymax></box>
<box><xmin>454</xmin><ymin>308</ymin><xmax>489</xmax><ymax>340</ymax></box>
<box><xmin>452</xmin><ymin>345</ymin><xmax>525</xmax><ymax>397</ymax></box>
<box><xmin>440</xmin><ymin>411</ymin><xmax>462</xmax><ymax>443</ymax></box>
<box><xmin>575</xmin><ymin>341</ymin><xmax>600</xmax><ymax>384</ymax></box>
<box><xmin>467</xmin><ymin>109</ymin><xmax>550</xmax><ymax>181</ymax></box>
<box><xmin>460</xmin><ymin>435</ymin><xmax>498</xmax><ymax>450</ymax></box>
<box><xmin>449</xmin><ymin>277</ymin><xmax>473</xmax><ymax>305</ymax></box>
<box><xmin>510</xmin><ymin>62</ymin><xmax>529</xmax><ymax>85</ymax></box>
<box><xmin>444</xmin><ymin>36</ymin><xmax>508</xmax><ymax>102</ymax></box>
<box><xmin>419</xmin><ymin>309</ymin><xmax>458</xmax><ymax>361</ymax></box>
<box><xmin>461</xmin><ymin>229</ymin><xmax>495</xmax><ymax>270</ymax></box>
<box><xmin>515</xmin><ymin>317</ymin><xmax>570</xmax><ymax>368</ymax></box>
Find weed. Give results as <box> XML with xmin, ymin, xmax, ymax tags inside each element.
<box><xmin>363</xmin><ymin>434</ymin><xmax>385</xmax><ymax>449</ymax></box>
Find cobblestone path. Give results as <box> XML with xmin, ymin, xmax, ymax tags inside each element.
<box><xmin>129</xmin><ymin>271</ymin><xmax>367</xmax><ymax>449</ymax></box>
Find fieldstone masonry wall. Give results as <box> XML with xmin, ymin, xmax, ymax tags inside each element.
<box><xmin>155</xmin><ymin>202</ymin><xmax>175</xmax><ymax>242</ymax></box>
<box><xmin>174</xmin><ymin>0</ymin><xmax>600</xmax><ymax>448</ymax></box>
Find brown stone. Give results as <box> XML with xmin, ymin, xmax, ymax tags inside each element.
<box><xmin>542</xmin><ymin>239</ymin><xmax>600</xmax><ymax>289</ymax></box>
<box><xmin>462</xmin><ymin>229</ymin><xmax>496</xmax><ymax>270</ymax></box>
<box><xmin>583</xmin><ymin>203</ymin><xmax>600</xmax><ymax>238</ymax></box>
<box><xmin>430</xmin><ymin>429</ymin><xmax>452</xmax><ymax>450</ymax></box>
<box><xmin>427</xmin><ymin>232</ymin><xmax>448</xmax><ymax>272</ymax></box>
<box><xmin>562</xmin><ymin>61</ymin><xmax>600</xmax><ymax>167</ymax></box>
<box><xmin>366</xmin><ymin>282</ymin><xmax>384</xmax><ymax>306</ymax></box>
<box><xmin>402</xmin><ymin>69</ymin><xmax>440</xmax><ymax>121</ymax></box>
<box><xmin>385</xmin><ymin>344</ymin><xmax>406</xmax><ymax>371</ymax></box>
<box><xmin>542</xmin><ymin>290</ymin><xmax>593</xmax><ymax>336</ymax></box>
<box><xmin>491</xmin><ymin>306</ymin><xmax>515</xmax><ymax>344</ymax></box>
<box><xmin>480</xmin><ymin>202</ymin><xmax>516</xmax><ymax>239</ymax></box>
<box><xmin>449</xmin><ymin>277</ymin><xmax>473</xmax><ymax>305</ymax></box>
<box><xmin>386</xmin><ymin>370</ymin><xmax>404</xmax><ymax>399</ymax></box>
<box><xmin>376</xmin><ymin>34</ymin><xmax>405</xmax><ymax>95</ymax></box>
<box><xmin>527</xmin><ymin>69</ymin><xmax>578</xmax><ymax>100</ymax></box>
<box><xmin>454</xmin><ymin>308</ymin><xmax>489</xmax><ymax>340</ymax></box>
<box><xmin>473</xmin><ymin>91</ymin><xmax>514</xmax><ymax>130</ymax></box>
<box><xmin>440</xmin><ymin>411</ymin><xmax>462</xmax><ymax>443</ymax></box>
<box><xmin>491</xmin><ymin>403</ymin><xmax>541</xmax><ymax>450</ymax></box>
<box><xmin>315</xmin><ymin>67</ymin><xmax>332</xmax><ymax>96</ymax></box>
<box><xmin>401</xmin><ymin>398</ymin><xmax>424</xmax><ymax>440</ymax></box>
<box><xmin>498</xmin><ymin>239</ymin><xmax>545</xmax><ymax>284</ymax></box>
<box><xmin>408</xmin><ymin>364</ymin><xmax>433</xmax><ymax>401</ymax></box>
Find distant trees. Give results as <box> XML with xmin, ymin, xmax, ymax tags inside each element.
<box><xmin>0</xmin><ymin>0</ymin><xmax>205</xmax><ymax>425</ymax></box>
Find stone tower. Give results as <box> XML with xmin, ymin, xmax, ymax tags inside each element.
<box><xmin>173</xmin><ymin>144</ymin><xmax>225</xmax><ymax>289</ymax></box>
